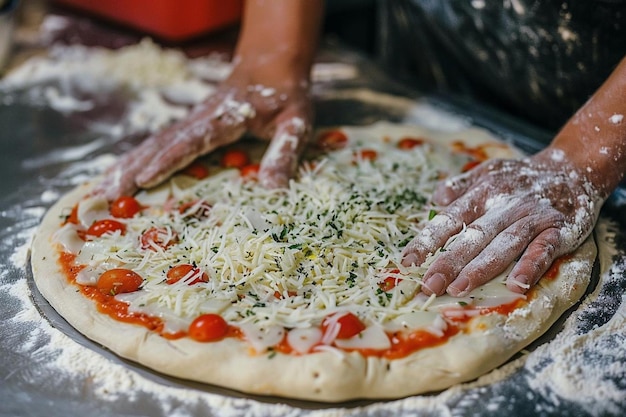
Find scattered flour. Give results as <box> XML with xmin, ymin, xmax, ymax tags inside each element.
<box><xmin>0</xmin><ymin>37</ymin><xmax>215</xmax><ymax>137</ymax></box>
<box><xmin>609</xmin><ymin>114</ymin><xmax>623</xmax><ymax>125</ymax></box>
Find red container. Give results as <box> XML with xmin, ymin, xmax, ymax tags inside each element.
<box><xmin>54</xmin><ymin>0</ymin><xmax>244</xmax><ymax>41</ymax></box>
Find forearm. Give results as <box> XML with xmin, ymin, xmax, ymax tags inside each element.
<box><xmin>546</xmin><ymin>56</ymin><xmax>626</xmax><ymax>198</ymax></box>
<box><xmin>233</xmin><ymin>0</ymin><xmax>324</xmax><ymax>81</ymax></box>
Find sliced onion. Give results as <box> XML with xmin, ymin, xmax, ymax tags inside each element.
<box><xmin>52</xmin><ymin>223</ymin><xmax>84</xmax><ymax>254</ymax></box>
<box><xmin>334</xmin><ymin>325</ymin><xmax>391</xmax><ymax>350</ymax></box>
<box><xmin>287</xmin><ymin>327</ymin><xmax>323</xmax><ymax>354</ymax></box>
<box><xmin>239</xmin><ymin>323</ymin><xmax>285</xmax><ymax>353</ymax></box>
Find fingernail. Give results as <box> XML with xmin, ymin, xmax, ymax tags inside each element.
<box><xmin>447</xmin><ymin>276</ymin><xmax>469</xmax><ymax>297</ymax></box>
<box><xmin>423</xmin><ymin>273</ymin><xmax>446</xmax><ymax>295</ymax></box>
<box><xmin>401</xmin><ymin>253</ymin><xmax>419</xmax><ymax>267</ymax></box>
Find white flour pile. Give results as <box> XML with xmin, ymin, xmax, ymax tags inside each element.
<box><xmin>1</xmin><ymin>21</ymin><xmax>625</xmax><ymax>416</ymax></box>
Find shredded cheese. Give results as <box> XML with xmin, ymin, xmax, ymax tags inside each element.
<box><xmin>63</xmin><ymin>127</ymin><xmax>523</xmax><ymax>351</ymax></box>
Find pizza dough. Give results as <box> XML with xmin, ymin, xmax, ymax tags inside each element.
<box><xmin>30</xmin><ymin>122</ymin><xmax>596</xmax><ymax>402</ymax></box>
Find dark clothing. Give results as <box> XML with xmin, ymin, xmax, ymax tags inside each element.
<box><xmin>377</xmin><ymin>0</ymin><xmax>626</xmax><ymax>131</ymax></box>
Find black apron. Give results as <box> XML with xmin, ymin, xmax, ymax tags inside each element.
<box><xmin>377</xmin><ymin>0</ymin><xmax>626</xmax><ymax>132</ymax></box>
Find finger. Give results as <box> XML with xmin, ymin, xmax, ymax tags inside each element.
<box><xmin>259</xmin><ymin>114</ymin><xmax>311</xmax><ymax>189</ymax></box>
<box><xmin>432</xmin><ymin>169</ymin><xmax>476</xmax><ymax>206</ymax></box>
<box><xmin>136</xmin><ymin>118</ymin><xmax>246</xmax><ymax>188</ymax></box>
<box><xmin>506</xmin><ymin>227</ymin><xmax>563</xmax><ymax>293</ymax></box>
<box><xmin>95</xmin><ymin>163</ymin><xmax>139</xmax><ymax>200</ymax></box>
<box><xmin>401</xmin><ymin>212</ymin><xmax>464</xmax><ymax>269</ymax></box>
<box><xmin>135</xmin><ymin>95</ymin><xmax>252</xmax><ymax>188</ymax></box>
<box><xmin>446</xmin><ymin>212</ymin><xmax>563</xmax><ymax>297</ymax></box>
<box><xmin>401</xmin><ymin>185</ymin><xmax>491</xmax><ymax>269</ymax></box>
<box><xmin>93</xmin><ymin>139</ymin><xmax>159</xmax><ymax>200</ymax></box>
<box><xmin>419</xmin><ymin>198</ymin><xmax>539</xmax><ymax>296</ymax></box>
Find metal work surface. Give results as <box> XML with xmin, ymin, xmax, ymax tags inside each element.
<box><xmin>1</xmin><ymin>15</ymin><xmax>625</xmax><ymax>417</ymax></box>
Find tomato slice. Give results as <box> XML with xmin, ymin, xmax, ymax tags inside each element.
<box><xmin>323</xmin><ymin>312</ymin><xmax>366</xmax><ymax>339</ymax></box>
<box><xmin>87</xmin><ymin>219</ymin><xmax>126</xmax><ymax>237</ymax></box>
<box><xmin>182</xmin><ymin>162</ymin><xmax>210</xmax><ymax>180</ymax></box>
<box><xmin>221</xmin><ymin>150</ymin><xmax>250</xmax><ymax>169</ymax></box>
<box><xmin>317</xmin><ymin>129</ymin><xmax>348</xmax><ymax>150</ymax></box>
<box><xmin>110</xmin><ymin>196</ymin><xmax>143</xmax><ymax>218</ymax></box>
<box><xmin>97</xmin><ymin>268</ymin><xmax>143</xmax><ymax>295</ymax></box>
<box><xmin>166</xmin><ymin>264</ymin><xmax>209</xmax><ymax>285</ymax></box>
<box><xmin>188</xmin><ymin>314</ymin><xmax>229</xmax><ymax>342</ymax></box>
<box><xmin>397</xmin><ymin>137</ymin><xmax>425</xmax><ymax>149</ymax></box>
<box><xmin>140</xmin><ymin>227</ymin><xmax>178</xmax><ymax>251</ymax></box>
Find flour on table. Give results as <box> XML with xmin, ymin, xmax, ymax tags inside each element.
<box><xmin>525</xmin><ymin>219</ymin><xmax>626</xmax><ymax>415</ymax></box>
<box><xmin>0</xmin><ymin>36</ymin><xmax>215</xmax><ymax>137</ymax></box>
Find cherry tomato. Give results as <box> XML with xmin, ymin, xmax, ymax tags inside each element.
<box><xmin>87</xmin><ymin>219</ymin><xmax>126</xmax><ymax>237</ymax></box>
<box><xmin>379</xmin><ymin>277</ymin><xmax>403</xmax><ymax>292</ymax></box>
<box><xmin>110</xmin><ymin>196</ymin><xmax>142</xmax><ymax>218</ymax></box>
<box><xmin>461</xmin><ymin>160</ymin><xmax>482</xmax><ymax>172</ymax></box>
<box><xmin>140</xmin><ymin>227</ymin><xmax>178</xmax><ymax>250</ymax></box>
<box><xmin>353</xmin><ymin>149</ymin><xmax>378</xmax><ymax>162</ymax></box>
<box><xmin>240</xmin><ymin>163</ymin><xmax>260</xmax><ymax>178</ymax></box>
<box><xmin>166</xmin><ymin>264</ymin><xmax>209</xmax><ymax>285</ymax></box>
<box><xmin>323</xmin><ymin>312</ymin><xmax>365</xmax><ymax>339</ymax></box>
<box><xmin>317</xmin><ymin>130</ymin><xmax>348</xmax><ymax>150</ymax></box>
<box><xmin>378</xmin><ymin>269</ymin><xmax>402</xmax><ymax>291</ymax></box>
<box><xmin>397</xmin><ymin>137</ymin><xmax>425</xmax><ymax>149</ymax></box>
<box><xmin>182</xmin><ymin>162</ymin><xmax>210</xmax><ymax>180</ymax></box>
<box><xmin>221</xmin><ymin>150</ymin><xmax>250</xmax><ymax>169</ymax></box>
<box><xmin>188</xmin><ymin>314</ymin><xmax>229</xmax><ymax>342</ymax></box>
<box><xmin>97</xmin><ymin>268</ymin><xmax>143</xmax><ymax>295</ymax></box>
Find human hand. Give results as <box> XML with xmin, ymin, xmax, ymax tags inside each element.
<box><xmin>401</xmin><ymin>150</ymin><xmax>602</xmax><ymax>297</ymax></box>
<box><xmin>94</xmin><ymin>62</ymin><xmax>313</xmax><ymax>200</ymax></box>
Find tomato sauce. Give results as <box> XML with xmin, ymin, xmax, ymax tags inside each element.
<box><xmin>58</xmin><ymin>251</ymin><xmax>183</xmax><ymax>340</ymax></box>
<box><xmin>451</xmin><ymin>140</ymin><xmax>490</xmax><ymax>161</ymax></box>
<box><xmin>382</xmin><ymin>325</ymin><xmax>461</xmax><ymax>359</ymax></box>
<box><xmin>57</xmin><ymin>247</ymin><xmax>557</xmax><ymax>358</ymax></box>
<box><xmin>274</xmin><ymin>334</ymin><xmax>295</xmax><ymax>355</ymax></box>
<box><xmin>543</xmin><ymin>254</ymin><xmax>572</xmax><ymax>280</ymax></box>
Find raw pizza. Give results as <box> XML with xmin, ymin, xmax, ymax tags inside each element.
<box><xmin>31</xmin><ymin>122</ymin><xmax>595</xmax><ymax>401</ymax></box>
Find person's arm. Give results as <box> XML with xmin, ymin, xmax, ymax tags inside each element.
<box><xmin>550</xmin><ymin>57</ymin><xmax>626</xmax><ymax>198</ymax></box>
<box><xmin>402</xmin><ymin>55</ymin><xmax>626</xmax><ymax>297</ymax></box>
<box><xmin>95</xmin><ymin>0</ymin><xmax>324</xmax><ymax>200</ymax></box>
<box><xmin>235</xmin><ymin>0</ymin><xmax>322</xmax><ymax>82</ymax></box>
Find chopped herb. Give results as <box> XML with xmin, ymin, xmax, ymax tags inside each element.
<box><xmin>347</xmin><ymin>272</ymin><xmax>357</xmax><ymax>287</ymax></box>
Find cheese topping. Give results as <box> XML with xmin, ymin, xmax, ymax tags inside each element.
<box><xmin>60</xmin><ymin>126</ymin><xmax>525</xmax><ymax>352</ymax></box>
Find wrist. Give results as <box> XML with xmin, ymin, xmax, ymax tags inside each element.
<box><xmin>233</xmin><ymin>0</ymin><xmax>322</xmax><ymax>82</ymax></box>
